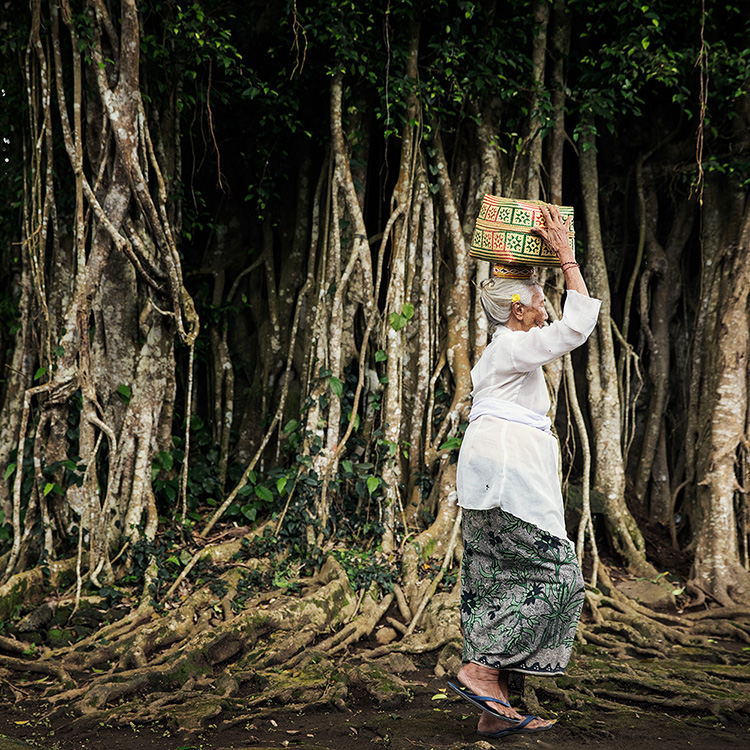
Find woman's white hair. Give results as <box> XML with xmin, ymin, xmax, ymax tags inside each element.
<box><xmin>478</xmin><ymin>277</ymin><xmax>542</xmax><ymax>327</ymax></box>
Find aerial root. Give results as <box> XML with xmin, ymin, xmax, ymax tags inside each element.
<box><xmin>4</xmin><ymin>551</ymin><xmax>750</xmax><ymax>729</ymax></box>
<box><xmin>295</xmin><ymin>590</ymin><xmax>395</xmax><ymax>660</ymax></box>
<box><xmin>0</xmin><ymin>654</ymin><xmax>73</xmax><ymax>684</ymax></box>
<box><xmin>521</xmin><ymin>681</ymin><xmax>543</xmax><ymax>716</ymax></box>
<box><xmin>685</xmin><ymin>605</ymin><xmax>750</xmax><ymax>621</ymax></box>
<box><xmin>0</xmin><ymin>635</ymin><xmax>32</xmax><ymax>655</ymax></box>
<box><xmin>583</xmin><ymin>585</ymin><xmax>750</xmax><ymax>659</ymax></box>
<box><xmin>592</xmin><ymin>687</ymin><xmax>733</xmax><ymax>714</ymax></box>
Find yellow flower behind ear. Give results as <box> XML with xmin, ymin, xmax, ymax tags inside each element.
<box><xmin>512</xmin><ymin>294</ymin><xmax>521</xmax><ymax>303</ymax></box>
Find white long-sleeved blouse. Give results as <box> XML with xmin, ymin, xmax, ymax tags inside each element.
<box><xmin>456</xmin><ymin>290</ymin><xmax>602</xmax><ymax>540</ymax></box>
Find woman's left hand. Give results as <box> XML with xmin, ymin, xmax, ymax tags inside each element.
<box><xmin>531</xmin><ymin>204</ymin><xmax>574</xmax><ymax>264</ymax></box>
<box><xmin>532</xmin><ymin>203</ymin><xmax>590</xmax><ymax>297</ymax></box>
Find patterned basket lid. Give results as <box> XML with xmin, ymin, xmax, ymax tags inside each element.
<box><xmin>470</xmin><ymin>195</ymin><xmax>575</xmax><ymax>268</ymax></box>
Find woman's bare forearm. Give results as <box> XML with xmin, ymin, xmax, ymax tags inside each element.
<box><xmin>561</xmin><ymin>263</ymin><xmax>589</xmax><ymax>297</ymax></box>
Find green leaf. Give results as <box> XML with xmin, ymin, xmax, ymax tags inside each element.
<box><xmin>276</xmin><ymin>476</ymin><xmax>288</xmax><ymax>495</ymax></box>
<box><xmin>366</xmin><ymin>476</ymin><xmax>379</xmax><ymax>495</ymax></box>
<box><xmin>375</xmin><ymin>350</ymin><xmax>388</xmax><ymax>362</ymax></box>
<box><xmin>158</xmin><ymin>451</ymin><xmax>174</xmax><ymax>471</ymax></box>
<box><xmin>273</xmin><ymin>571</ymin><xmax>291</xmax><ymax>589</ymax></box>
<box><xmin>282</xmin><ymin>419</ymin><xmax>299</xmax><ymax>434</ymax></box>
<box><xmin>329</xmin><ymin>376</ymin><xmax>343</xmax><ymax>398</ymax></box>
<box><xmin>43</xmin><ymin>482</ymin><xmax>55</xmax><ymax>496</ymax></box>
<box><xmin>439</xmin><ymin>436</ymin><xmax>463</xmax><ymax>451</ymax></box>
<box><xmin>255</xmin><ymin>485</ymin><xmax>273</xmax><ymax>503</ymax></box>
<box><xmin>117</xmin><ymin>384</ymin><xmax>131</xmax><ymax>403</ymax></box>
<box><xmin>4</xmin><ymin>463</ymin><xmax>16</xmax><ymax>481</ymax></box>
<box><xmin>34</xmin><ymin>367</ymin><xmax>47</xmax><ymax>381</ymax></box>
<box><xmin>390</xmin><ymin>304</ymin><xmax>414</xmax><ymax>330</ymax></box>
<box><xmin>389</xmin><ymin>312</ymin><xmax>406</xmax><ymax>331</ymax></box>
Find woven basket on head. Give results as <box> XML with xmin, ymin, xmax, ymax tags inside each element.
<box><xmin>470</xmin><ymin>195</ymin><xmax>575</xmax><ymax>268</ymax></box>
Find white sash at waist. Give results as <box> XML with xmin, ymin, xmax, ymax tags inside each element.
<box><xmin>469</xmin><ymin>397</ymin><xmax>552</xmax><ymax>434</ymax></box>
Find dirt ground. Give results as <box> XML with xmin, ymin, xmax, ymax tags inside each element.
<box><xmin>1</xmin><ymin>660</ymin><xmax>748</xmax><ymax>750</ymax></box>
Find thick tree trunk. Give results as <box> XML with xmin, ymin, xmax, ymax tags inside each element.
<box><xmin>377</xmin><ymin>21</ymin><xmax>421</xmax><ymax>552</ymax></box>
<box><xmin>405</xmin><ymin>165</ymin><xmax>437</xmax><ymax>525</ymax></box>
<box><xmin>432</xmin><ymin>131</ymin><xmax>473</xmax><ymax>443</ymax></box>
<box><xmin>4</xmin><ymin>0</ymin><xmax>197</xmax><ymax>582</ymax></box>
<box><xmin>522</xmin><ymin>0</ymin><xmax>550</xmax><ymax>198</ymax></box>
<box><xmin>634</xmin><ymin>179</ymin><xmax>692</xmax><ymax>526</ymax></box>
<box><xmin>548</xmin><ymin>0</ymin><xmax>570</xmax><ymax>206</ymax></box>
<box><xmin>578</xmin><ymin>115</ymin><xmax>656</xmax><ymax>578</ymax></box>
<box><xmin>690</xmin><ymin>177</ymin><xmax>750</xmax><ymax>605</ymax></box>
<box><xmin>0</xmin><ymin>263</ymin><xmax>34</xmax><ymax>528</ymax></box>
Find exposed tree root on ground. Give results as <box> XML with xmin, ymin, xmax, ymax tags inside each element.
<box><xmin>1</xmin><ymin>545</ymin><xmax>749</xmax><ymax>736</ymax></box>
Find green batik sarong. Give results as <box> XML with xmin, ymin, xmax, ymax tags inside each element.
<box><xmin>461</xmin><ymin>507</ymin><xmax>584</xmax><ymax>675</ymax></box>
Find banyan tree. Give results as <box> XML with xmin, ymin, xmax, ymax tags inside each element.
<box><xmin>0</xmin><ymin>0</ymin><xmax>749</xmax><ymax>725</ymax></box>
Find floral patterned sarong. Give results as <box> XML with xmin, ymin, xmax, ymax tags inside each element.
<box><xmin>461</xmin><ymin>507</ymin><xmax>584</xmax><ymax>675</ymax></box>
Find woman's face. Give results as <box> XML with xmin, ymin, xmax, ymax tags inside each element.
<box><xmin>520</xmin><ymin>290</ymin><xmax>548</xmax><ymax>331</ymax></box>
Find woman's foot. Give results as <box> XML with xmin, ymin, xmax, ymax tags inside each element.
<box><xmin>456</xmin><ymin>663</ymin><xmax>555</xmax><ymax>735</ymax></box>
<box><xmin>456</xmin><ymin>662</ymin><xmax>521</xmax><ymax>723</ymax></box>
<box><xmin>478</xmin><ymin>711</ymin><xmax>556</xmax><ymax>736</ymax></box>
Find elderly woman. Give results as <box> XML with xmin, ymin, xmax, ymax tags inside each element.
<box><xmin>448</xmin><ymin>204</ymin><xmax>601</xmax><ymax>738</ymax></box>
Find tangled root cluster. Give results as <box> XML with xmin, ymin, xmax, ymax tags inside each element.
<box><xmin>1</xmin><ymin>529</ymin><xmax>749</xmax><ymax>734</ymax></box>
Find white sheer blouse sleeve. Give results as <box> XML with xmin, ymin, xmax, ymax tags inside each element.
<box><xmin>503</xmin><ymin>290</ymin><xmax>601</xmax><ymax>373</ymax></box>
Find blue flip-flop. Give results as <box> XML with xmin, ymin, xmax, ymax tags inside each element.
<box><xmin>478</xmin><ymin>714</ymin><xmax>557</xmax><ymax>738</ymax></box>
<box><xmin>446</xmin><ymin>681</ymin><xmax>522</xmax><ymax>723</ymax></box>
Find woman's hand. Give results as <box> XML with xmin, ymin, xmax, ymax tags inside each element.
<box><xmin>532</xmin><ymin>202</ymin><xmax>590</xmax><ymax>297</ymax></box>
<box><xmin>530</xmin><ymin>203</ymin><xmax>574</xmax><ymax>264</ymax></box>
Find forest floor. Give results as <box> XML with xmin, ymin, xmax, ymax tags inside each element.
<box><xmin>1</xmin><ymin>645</ymin><xmax>749</xmax><ymax>750</ymax></box>
<box><xmin>2</xmin><ymin>542</ymin><xmax>749</xmax><ymax>750</ymax></box>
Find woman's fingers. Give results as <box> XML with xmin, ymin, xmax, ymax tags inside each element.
<box><xmin>543</xmin><ymin>202</ymin><xmax>563</xmax><ymax>229</ymax></box>
<box><xmin>531</xmin><ymin>203</ymin><xmax>568</xmax><ymax>256</ymax></box>
<box><xmin>536</xmin><ymin>203</ymin><xmax>552</xmax><ymax>233</ymax></box>
<box><xmin>529</xmin><ymin>204</ymin><xmax>576</xmax><ymax>264</ymax></box>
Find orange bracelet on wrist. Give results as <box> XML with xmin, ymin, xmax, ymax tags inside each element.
<box><xmin>560</xmin><ymin>261</ymin><xmax>580</xmax><ymax>271</ymax></box>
